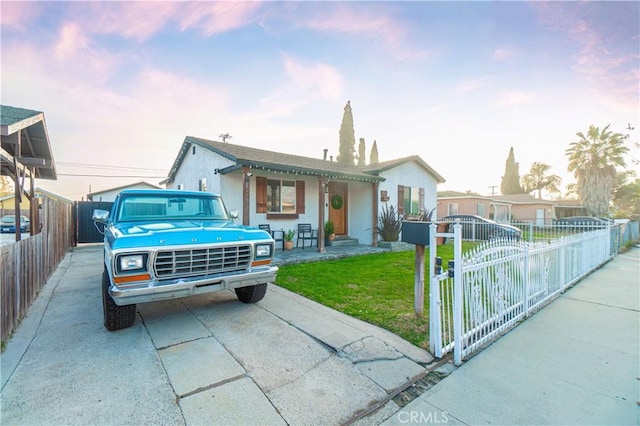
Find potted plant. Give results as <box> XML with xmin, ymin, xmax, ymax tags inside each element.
<box><xmin>324</xmin><ymin>220</ymin><xmax>335</xmax><ymax>245</ymax></box>
<box><xmin>283</xmin><ymin>229</ymin><xmax>295</xmax><ymax>250</ymax></box>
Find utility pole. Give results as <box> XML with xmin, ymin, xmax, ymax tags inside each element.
<box><xmin>488</xmin><ymin>185</ymin><xmax>498</xmax><ymax>195</ymax></box>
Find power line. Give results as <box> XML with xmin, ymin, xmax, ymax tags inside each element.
<box><xmin>57</xmin><ymin>173</ymin><xmax>166</xmax><ymax>178</ymax></box>
<box><xmin>57</xmin><ymin>162</ymin><xmax>166</xmax><ymax>172</ymax></box>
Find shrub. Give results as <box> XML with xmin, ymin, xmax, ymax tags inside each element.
<box><xmin>377</xmin><ymin>204</ymin><xmax>403</xmax><ymax>241</ymax></box>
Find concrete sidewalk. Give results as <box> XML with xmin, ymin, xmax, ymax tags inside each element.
<box><xmin>1</xmin><ymin>244</ymin><xmax>433</xmax><ymax>425</ymax></box>
<box><xmin>381</xmin><ymin>247</ymin><xmax>639</xmax><ymax>425</ymax></box>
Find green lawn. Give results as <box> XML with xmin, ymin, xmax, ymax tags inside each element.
<box><xmin>275</xmin><ymin>243</ymin><xmax>476</xmax><ymax>350</ymax></box>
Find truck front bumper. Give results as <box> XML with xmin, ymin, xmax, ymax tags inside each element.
<box><xmin>109</xmin><ymin>266</ymin><xmax>278</xmax><ymax>306</ymax></box>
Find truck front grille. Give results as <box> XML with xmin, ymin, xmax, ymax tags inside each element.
<box><xmin>154</xmin><ymin>245</ymin><xmax>252</xmax><ymax>279</ymax></box>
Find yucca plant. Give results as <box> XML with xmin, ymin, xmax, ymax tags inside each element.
<box><xmin>377</xmin><ymin>204</ymin><xmax>403</xmax><ymax>242</ymax></box>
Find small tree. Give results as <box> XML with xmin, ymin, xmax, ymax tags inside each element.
<box><xmin>357</xmin><ymin>138</ymin><xmax>366</xmax><ymax>166</ymax></box>
<box><xmin>612</xmin><ymin>173</ymin><xmax>639</xmax><ymax>219</ymax></box>
<box><xmin>0</xmin><ymin>176</ymin><xmax>13</xmax><ymax>196</ymax></box>
<box><xmin>501</xmin><ymin>147</ymin><xmax>524</xmax><ymax>194</ymax></box>
<box><xmin>337</xmin><ymin>101</ymin><xmax>355</xmax><ymax>165</ymax></box>
<box><xmin>369</xmin><ymin>140</ymin><xmax>379</xmax><ymax>164</ymax></box>
<box><xmin>521</xmin><ymin>162</ymin><xmax>562</xmax><ymax>199</ymax></box>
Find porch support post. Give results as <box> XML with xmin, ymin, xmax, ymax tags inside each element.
<box><xmin>242</xmin><ymin>166</ymin><xmax>251</xmax><ymax>226</ymax></box>
<box><xmin>13</xmin><ymin>172</ymin><xmax>21</xmax><ymax>241</ymax></box>
<box><xmin>371</xmin><ymin>181</ymin><xmax>378</xmax><ymax>247</ymax></box>
<box><xmin>29</xmin><ymin>170</ymin><xmax>38</xmax><ymax>235</ymax></box>
<box><xmin>317</xmin><ymin>176</ymin><xmax>326</xmax><ymax>253</ymax></box>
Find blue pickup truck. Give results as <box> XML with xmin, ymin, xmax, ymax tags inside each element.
<box><xmin>93</xmin><ymin>189</ymin><xmax>278</xmax><ymax>331</ymax></box>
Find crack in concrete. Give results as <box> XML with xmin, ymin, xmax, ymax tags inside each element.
<box><xmin>341</xmin><ymin>335</ymin><xmax>404</xmax><ymax>363</ymax></box>
<box><xmin>178</xmin><ymin>373</ymin><xmax>247</xmax><ymax>399</ymax></box>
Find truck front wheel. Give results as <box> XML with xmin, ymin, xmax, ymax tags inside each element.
<box><xmin>102</xmin><ymin>269</ymin><xmax>136</xmax><ymax>331</ymax></box>
<box><xmin>235</xmin><ymin>283</ymin><xmax>267</xmax><ymax>303</ymax></box>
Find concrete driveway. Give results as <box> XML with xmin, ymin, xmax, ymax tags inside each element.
<box><xmin>1</xmin><ymin>244</ymin><xmax>433</xmax><ymax>425</ymax></box>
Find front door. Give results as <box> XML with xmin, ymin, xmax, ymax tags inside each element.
<box><xmin>329</xmin><ymin>182</ymin><xmax>348</xmax><ymax>236</ymax></box>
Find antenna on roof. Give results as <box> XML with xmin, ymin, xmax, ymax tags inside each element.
<box><xmin>218</xmin><ymin>133</ymin><xmax>232</xmax><ymax>143</ymax></box>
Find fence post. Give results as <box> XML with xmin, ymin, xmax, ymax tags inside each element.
<box><xmin>523</xmin><ymin>243</ymin><xmax>530</xmax><ymax>317</ymax></box>
<box><xmin>559</xmin><ymin>239</ymin><xmax>566</xmax><ymax>289</ymax></box>
<box><xmin>452</xmin><ymin>223</ymin><xmax>463</xmax><ymax>366</ymax></box>
<box><xmin>428</xmin><ymin>222</ymin><xmax>441</xmax><ymax>357</ymax></box>
<box><xmin>15</xmin><ymin>245</ymin><xmax>21</xmax><ymax>319</ymax></box>
<box><xmin>414</xmin><ymin>244</ymin><xmax>425</xmax><ymax>316</ymax></box>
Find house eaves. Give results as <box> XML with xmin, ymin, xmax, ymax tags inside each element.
<box><xmin>165</xmin><ymin>136</ymin><xmax>386</xmax><ymax>184</ymax></box>
<box><xmin>1</xmin><ymin>105</ymin><xmax>57</xmax><ymax>180</ymax></box>
<box><xmin>362</xmin><ymin>155</ymin><xmax>446</xmax><ymax>184</ymax></box>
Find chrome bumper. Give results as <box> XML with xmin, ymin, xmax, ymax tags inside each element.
<box><xmin>110</xmin><ymin>266</ymin><xmax>278</xmax><ymax>306</ymax></box>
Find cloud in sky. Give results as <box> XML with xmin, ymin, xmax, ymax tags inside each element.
<box><xmin>455</xmin><ymin>76</ymin><xmax>493</xmax><ymax>94</ymax></box>
<box><xmin>1</xmin><ymin>1</ymin><xmax>637</xmax><ymax>199</ymax></box>
<box><xmin>530</xmin><ymin>1</ymin><xmax>639</xmax><ymax>113</ymax></box>
<box><xmin>493</xmin><ymin>47</ymin><xmax>516</xmax><ymax>61</ymax></box>
<box><xmin>289</xmin><ymin>2</ymin><xmax>430</xmax><ymax>61</ymax></box>
<box><xmin>495</xmin><ymin>91</ymin><xmax>537</xmax><ymax>108</ymax></box>
<box><xmin>249</xmin><ymin>54</ymin><xmax>343</xmax><ymax>117</ymax></box>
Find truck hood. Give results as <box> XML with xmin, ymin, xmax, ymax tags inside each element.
<box><xmin>107</xmin><ymin>220</ymin><xmax>272</xmax><ymax>250</ymax></box>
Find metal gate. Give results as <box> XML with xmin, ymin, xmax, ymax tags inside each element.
<box><xmin>75</xmin><ymin>201</ymin><xmax>112</xmax><ymax>243</ymax></box>
<box><xmin>429</xmin><ymin>224</ymin><xmax>611</xmax><ymax>365</ymax></box>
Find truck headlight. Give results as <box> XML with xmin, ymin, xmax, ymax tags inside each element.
<box><xmin>255</xmin><ymin>244</ymin><xmax>272</xmax><ymax>258</ymax></box>
<box><xmin>117</xmin><ymin>254</ymin><xmax>147</xmax><ymax>272</ymax></box>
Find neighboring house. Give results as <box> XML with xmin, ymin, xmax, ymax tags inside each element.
<box><xmin>438</xmin><ymin>194</ymin><xmax>508</xmax><ymax>221</ymax></box>
<box><xmin>553</xmin><ymin>198</ymin><xmax>587</xmax><ymax>219</ymax></box>
<box><xmin>162</xmin><ymin>136</ymin><xmax>445</xmax><ymax>247</ymax></box>
<box><xmin>0</xmin><ymin>187</ymin><xmax>73</xmax><ymax>216</ymax></box>
<box><xmin>490</xmin><ymin>194</ymin><xmax>557</xmax><ymax>225</ymax></box>
<box><xmin>437</xmin><ymin>193</ymin><xmax>560</xmax><ymax>225</ymax></box>
<box><xmin>87</xmin><ymin>181</ymin><xmax>162</xmax><ymax>202</ymax></box>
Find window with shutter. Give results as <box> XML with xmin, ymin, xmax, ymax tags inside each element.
<box><xmin>397</xmin><ymin>185</ymin><xmax>405</xmax><ymax>215</ymax></box>
<box><xmin>296</xmin><ymin>180</ymin><xmax>305</xmax><ymax>214</ymax></box>
<box><xmin>256</xmin><ymin>177</ymin><xmax>305</xmax><ymax>218</ymax></box>
<box><xmin>256</xmin><ymin>177</ymin><xmax>267</xmax><ymax>213</ymax></box>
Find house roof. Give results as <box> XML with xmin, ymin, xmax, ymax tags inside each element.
<box><xmin>490</xmin><ymin>193</ymin><xmax>556</xmax><ymax>205</ymax></box>
<box><xmin>553</xmin><ymin>198</ymin><xmax>584</xmax><ymax>208</ymax></box>
<box><xmin>439</xmin><ymin>192</ymin><xmax>559</xmax><ymax>206</ymax></box>
<box><xmin>88</xmin><ymin>181</ymin><xmax>162</xmax><ymax>199</ymax></box>
<box><xmin>362</xmin><ymin>155</ymin><xmax>446</xmax><ymax>183</ymax></box>
<box><xmin>1</xmin><ymin>105</ymin><xmax>57</xmax><ymax>180</ymax></box>
<box><xmin>164</xmin><ymin>136</ymin><xmax>389</xmax><ymax>184</ymax></box>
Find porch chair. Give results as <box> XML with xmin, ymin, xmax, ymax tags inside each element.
<box><xmin>296</xmin><ymin>223</ymin><xmax>318</xmax><ymax>249</ymax></box>
<box><xmin>258</xmin><ymin>224</ymin><xmax>284</xmax><ymax>251</ymax></box>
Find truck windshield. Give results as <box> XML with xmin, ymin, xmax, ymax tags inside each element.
<box><xmin>117</xmin><ymin>194</ymin><xmax>229</xmax><ymax>222</ymax></box>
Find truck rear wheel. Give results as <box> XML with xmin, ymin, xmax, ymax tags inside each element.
<box><xmin>235</xmin><ymin>283</ymin><xmax>267</xmax><ymax>303</ymax></box>
<box><xmin>102</xmin><ymin>268</ymin><xmax>136</xmax><ymax>331</ymax></box>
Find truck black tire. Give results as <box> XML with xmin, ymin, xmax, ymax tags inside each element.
<box><xmin>235</xmin><ymin>283</ymin><xmax>267</xmax><ymax>303</ymax></box>
<box><xmin>102</xmin><ymin>268</ymin><xmax>136</xmax><ymax>331</ymax></box>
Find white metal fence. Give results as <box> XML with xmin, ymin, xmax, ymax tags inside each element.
<box><xmin>429</xmin><ymin>223</ymin><xmax>612</xmax><ymax>365</ymax></box>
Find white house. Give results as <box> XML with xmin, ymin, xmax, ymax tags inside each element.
<box><xmin>162</xmin><ymin>136</ymin><xmax>445</xmax><ymax>249</ymax></box>
<box><xmin>87</xmin><ymin>181</ymin><xmax>162</xmax><ymax>202</ymax></box>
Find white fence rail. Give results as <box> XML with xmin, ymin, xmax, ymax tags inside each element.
<box><xmin>430</xmin><ymin>225</ymin><xmax>612</xmax><ymax>365</ymax></box>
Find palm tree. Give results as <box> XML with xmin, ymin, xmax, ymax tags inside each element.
<box><xmin>521</xmin><ymin>162</ymin><xmax>562</xmax><ymax>199</ymax></box>
<box><xmin>566</xmin><ymin>124</ymin><xmax>629</xmax><ymax>216</ymax></box>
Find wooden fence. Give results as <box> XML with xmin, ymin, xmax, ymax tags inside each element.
<box><xmin>1</xmin><ymin>197</ymin><xmax>75</xmax><ymax>343</ymax></box>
